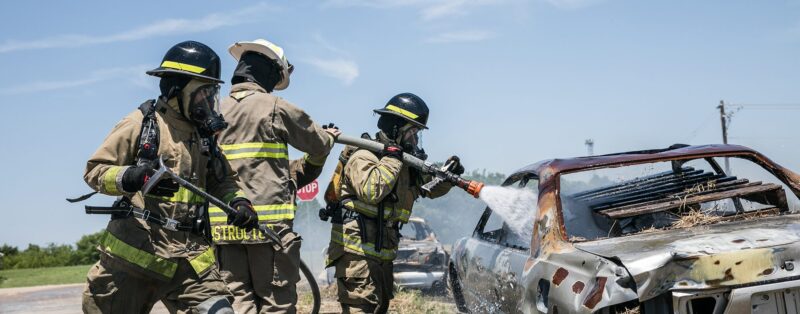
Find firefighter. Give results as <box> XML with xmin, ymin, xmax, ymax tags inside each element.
<box><xmin>325</xmin><ymin>93</ymin><xmax>464</xmax><ymax>314</ymax></box>
<box><xmin>212</xmin><ymin>38</ymin><xmax>339</xmax><ymax>314</ymax></box>
<box><xmin>82</xmin><ymin>41</ymin><xmax>259</xmax><ymax>314</ymax></box>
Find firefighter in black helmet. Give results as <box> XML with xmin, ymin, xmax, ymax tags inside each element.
<box><xmin>81</xmin><ymin>41</ymin><xmax>256</xmax><ymax>314</ymax></box>
<box><xmin>325</xmin><ymin>93</ymin><xmax>464</xmax><ymax>314</ymax></box>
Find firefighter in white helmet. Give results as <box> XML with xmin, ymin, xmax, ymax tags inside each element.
<box><xmin>212</xmin><ymin>38</ymin><xmax>340</xmax><ymax>313</ymax></box>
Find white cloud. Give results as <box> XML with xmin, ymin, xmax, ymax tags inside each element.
<box><xmin>0</xmin><ymin>65</ymin><xmax>150</xmax><ymax>95</ymax></box>
<box><xmin>304</xmin><ymin>58</ymin><xmax>360</xmax><ymax>86</ymax></box>
<box><xmin>426</xmin><ymin>30</ymin><xmax>495</xmax><ymax>43</ymax></box>
<box><xmin>0</xmin><ymin>3</ymin><xmax>274</xmax><ymax>53</ymax></box>
<box><xmin>323</xmin><ymin>0</ymin><xmax>505</xmax><ymax>21</ymax></box>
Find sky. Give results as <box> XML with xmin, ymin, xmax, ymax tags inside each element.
<box><xmin>1</xmin><ymin>0</ymin><xmax>799</xmax><ymax>248</ymax></box>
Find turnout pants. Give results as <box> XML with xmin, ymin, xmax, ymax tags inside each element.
<box><xmin>334</xmin><ymin>253</ymin><xmax>394</xmax><ymax>314</ymax></box>
<box><xmin>217</xmin><ymin>229</ymin><xmax>302</xmax><ymax>314</ymax></box>
<box><xmin>82</xmin><ymin>256</ymin><xmax>232</xmax><ymax>314</ymax></box>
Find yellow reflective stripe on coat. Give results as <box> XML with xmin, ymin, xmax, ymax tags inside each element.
<box><xmin>341</xmin><ymin>200</ymin><xmax>393</xmax><ymax>220</ymax></box>
<box><xmin>102</xmin><ymin>166</ymin><xmax>124</xmax><ymax>194</ymax></box>
<box><xmin>208</xmin><ymin>203</ymin><xmax>297</xmax><ymax>223</ymax></box>
<box><xmin>331</xmin><ymin>229</ymin><xmax>395</xmax><ymax>261</ymax></box>
<box><xmin>100</xmin><ymin>230</ymin><xmax>177</xmax><ymax>278</ymax></box>
<box><xmin>385</xmin><ymin>104</ymin><xmax>418</xmax><ymax>119</ymax></box>
<box><xmin>160</xmin><ymin>61</ymin><xmax>205</xmax><ymax>74</ymax></box>
<box><xmin>220</xmin><ymin>142</ymin><xmax>289</xmax><ymax>160</ymax></box>
<box><xmin>188</xmin><ymin>247</ymin><xmax>215</xmax><ymax>275</ymax></box>
<box><xmin>146</xmin><ymin>186</ymin><xmax>205</xmax><ymax>204</ymax></box>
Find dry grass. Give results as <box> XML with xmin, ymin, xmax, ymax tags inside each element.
<box><xmin>670</xmin><ymin>209</ymin><xmax>722</xmax><ymax>228</ymax></box>
<box><xmin>296</xmin><ymin>285</ymin><xmax>457</xmax><ymax>314</ymax></box>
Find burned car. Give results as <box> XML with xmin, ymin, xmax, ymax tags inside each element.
<box><xmin>321</xmin><ymin>217</ymin><xmax>449</xmax><ymax>292</ymax></box>
<box><xmin>395</xmin><ymin>216</ymin><xmax>449</xmax><ymax>293</ymax></box>
<box><xmin>449</xmin><ymin>144</ymin><xmax>800</xmax><ymax>313</ymax></box>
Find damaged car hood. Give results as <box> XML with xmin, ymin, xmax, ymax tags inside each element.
<box><xmin>574</xmin><ymin>215</ymin><xmax>800</xmax><ymax>301</ymax></box>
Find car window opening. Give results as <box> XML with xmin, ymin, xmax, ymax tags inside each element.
<box><xmin>560</xmin><ymin>157</ymin><xmax>800</xmax><ymax>241</ymax></box>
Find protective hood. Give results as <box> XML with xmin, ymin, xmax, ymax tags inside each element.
<box><xmin>169</xmin><ymin>79</ymin><xmax>228</xmax><ymax>136</ymax></box>
<box><xmin>231</xmin><ymin>52</ymin><xmax>282</xmax><ymax>93</ymax></box>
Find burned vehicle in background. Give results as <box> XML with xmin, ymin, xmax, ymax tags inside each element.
<box><xmin>394</xmin><ymin>216</ymin><xmax>449</xmax><ymax>293</ymax></box>
<box><xmin>449</xmin><ymin>144</ymin><xmax>800</xmax><ymax>313</ymax></box>
<box><xmin>321</xmin><ymin>217</ymin><xmax>449</xmax><ymax>292</ymax></box>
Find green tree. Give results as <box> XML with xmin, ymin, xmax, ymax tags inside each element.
<box><xmin>72</xmin><ymin>230</ymin><xmax>104</xmax><ymax>265</ymax></box>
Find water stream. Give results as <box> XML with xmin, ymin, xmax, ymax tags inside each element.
<box><xmin>477</xmin><ymin>185</ymin><xmax>539</xmax><ymax>239</ymax></box>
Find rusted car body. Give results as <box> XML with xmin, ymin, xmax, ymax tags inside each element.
<box><xmin>449</xmin><ymin>144</ymin><xmax>800</xmax><ymax>313</ymax></box>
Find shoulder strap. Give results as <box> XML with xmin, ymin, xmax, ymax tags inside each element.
<box><xmin>135</xmin><ymin>99</ymin><xmax>160</xmax><ymax>166</ymax></box>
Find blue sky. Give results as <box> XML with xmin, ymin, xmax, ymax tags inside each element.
<box><xmin>1</xmin><ymin>0</ymin><xmax>799</xmax><ymax>247</ymax></box>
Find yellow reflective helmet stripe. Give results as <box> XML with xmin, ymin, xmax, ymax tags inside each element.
<box><xmin>102</xmin><ymin>166</ymin><xmax>124</xmax><ymax>195</ymax></box>
<box><xmin>161</xmin><ymin>61</ymin><xmax>206</xmax><ymax>74</ymax></box>
<box><xmin>100</xmin><ymin>230</ymin><xmax>177</xmax><ymax>278</ymax></box>
<box><xmin>385</xmin><ymin>104</ymin><xmax>418</xmax><ymax>119</ymax></box>
<box><xmin>220</xmin><ymin>142</ymin><xmax>289</xmax><ymax>160</ymax></box>
<box><xmin>188</xmin><ymin>247</ymin><xmax>216</xmax><ymax>275</ymax></box>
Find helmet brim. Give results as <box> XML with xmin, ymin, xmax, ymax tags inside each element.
<box><xmin>373</xmin><ymin>109</ymin><xmax>429</xmax><ymax>129</ymax></box>
<box><xmin>228</xmin><ymin>41</ymin><xmax>290</xmax><ymax>90</ymax></box>
<box><xmin>146</xmin><ymin>68</ymin><xmax>224</xmax><ymax>84</ymax></box>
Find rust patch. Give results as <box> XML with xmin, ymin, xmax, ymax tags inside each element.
<box><xmin>572</xmin><ymin>281</ymin><xmax>585</xmax><ymax>294</ymax></box>
<box><xmin>714</xmin><ymin>260</ymin><xmax>720</xmax><ymax>265</ymax></box>
<box><xmin>582</xmin><ymin>277</ymin><xmax>607</xmax><ymax>310</ymax></box>
<box><xmin>732</xmin><ymin>239</ymin><xmax>746</xmax><ymax>243</ymax></box>
<box><xmin>552</xmin><ymin>268</ymin><xmax>569</xmax><ymax>286</ymax></box>
<box><xmin>735</xmin><ymin>261</ymin><xmax>743</xmax><ymax>265</ymax></box>
<box><xmin>761</xmin><ymin>268</ymin><xmax>774</xmax><ymax>276</ymax></box>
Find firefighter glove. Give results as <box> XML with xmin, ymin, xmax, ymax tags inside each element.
<box><xmin>446</xmin><ymin>155</ymin><xmax>465</xmax><ymax>175</ymax></box>
<box><xmin>121</xmin><ymin>165</ymin><xmax>179</xmax><ymax>196</ymax></box>
<box><xmin>228</xmin><ymin>198</ymin><xmax>259</xmax><ymax>230</ymax></box>
<box><xmin>381</xmin><ymin>143</ymin><xmax>403</xmax><ymax>160</ymax></box>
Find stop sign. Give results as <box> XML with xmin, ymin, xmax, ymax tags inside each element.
<box><xmin>296</xmin><ymin>179</ymin><xmax>320</xmax><ymax>202</ymax></box>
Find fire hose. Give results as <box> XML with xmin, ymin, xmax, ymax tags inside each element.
<box><xmin>334</xmin><ymin>134</ymin><xmax>485</xmax><ymax>197</ymax></box>
<box><xmin>142</xmin><ymin>157</ymin><xmax>321</xmax><ymax>314</ymax></box>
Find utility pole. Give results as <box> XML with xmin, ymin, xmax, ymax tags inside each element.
<box><xmin>717</xmin><ymin>100</ymin><xmax>730</xmax><ymax>173</ymax></box>
<box><xmin>585</xmin><ymin>139</ymin><xmax>594</xmax><ymax>156</ymax></box>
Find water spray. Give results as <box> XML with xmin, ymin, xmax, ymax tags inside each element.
<box><xmin>335</xmin><ymin>134</ymin><xmax>485</xmax><ymax>197</ymax></box>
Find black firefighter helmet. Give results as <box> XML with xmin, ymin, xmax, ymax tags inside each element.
<box><xmin>373</xmin><ymin>93</ymin><xmax>429</xmax><ymax>129</ymax></box>
<box><xmin>146</xmin><ymin>41</ymin><xmax>224</xmax><ymax>83</ymax></box>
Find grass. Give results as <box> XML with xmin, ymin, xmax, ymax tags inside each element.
<box><xmin>297</xmin><ymin>285</ymin><xmax>457</xmax><ymax>313</ymax></box>
<box><xmin>0</xmin><ymin>264</ymin><xmax>90</xmax><ymax>289</ymax></box>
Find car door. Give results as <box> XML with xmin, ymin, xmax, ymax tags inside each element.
<box><xmin>495</xmin><ymin>175</ymin><xmax>538</xmax><ymax>313</ymax></box>
<box><xmin>463</xmin><ymin>174</ymin><xmax>538</xmax><ymax>313</ymax></box>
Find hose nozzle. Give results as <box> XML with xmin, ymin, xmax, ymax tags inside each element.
<box><xmin>453</xmin><ymin>177</ymin><xmax>484</xmax><ymax>198</ymax></box>
<box><xmin>465</xmin><ymin>180</ymin><xmax>484</xmax><ymax>198</ymax></box>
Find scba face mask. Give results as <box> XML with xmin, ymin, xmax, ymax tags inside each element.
<box><xmin>182</xmin><ymin>80</ymin><xmax>228</xmax><ymax>137</ymax></box>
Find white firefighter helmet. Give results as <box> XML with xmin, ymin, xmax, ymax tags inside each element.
<box><xmin>228</xmin><ymin>39</ymin><xmax>292</xmax><ymax>90</ymax></box>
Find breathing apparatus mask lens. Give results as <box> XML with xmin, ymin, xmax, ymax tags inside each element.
<box><xmin>400</xmin><ymin>125</ymin><xmax>427</xmax><ymax>160</ymax></box>
<box><xmin>189</xmin><ymin>84</ymin><xmax>228</xmax><ymax>137</ymax></box>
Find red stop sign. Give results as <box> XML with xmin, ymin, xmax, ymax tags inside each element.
<box><xmin>296</xmin><ymin>179</ymin><xmax>320</xmax><ymax>202</ymax></box>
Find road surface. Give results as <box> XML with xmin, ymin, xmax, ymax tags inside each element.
<box><xmin>0</xmin><ymin>284</ymin><xmax>168</xmax><ymax>313</ymax></box>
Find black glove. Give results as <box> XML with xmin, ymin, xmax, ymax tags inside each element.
<box><xmin>322</xmin><ymin>123</ymin><xmax>339</xmax><ymax>131</ymax></box>
<box><xmin>121</xmin><ymin>165</ymin><xmax>179</xmax><ymax>196</ymax></box>
<box><xmin>228</xmin><ymin>198</ymin><xmax>259</xmax><ymax>230</ymax></box>
<box><xmin>381</xmin><ymin>143</ymin><xmax>403</xmax><ymax>160</ymax></box>
<box><xmin>445</xmin><ymin>156</ymin><xmax>465</xmax><ymax>175</ymax></box>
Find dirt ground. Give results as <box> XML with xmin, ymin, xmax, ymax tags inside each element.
<box><xmin>297</xmin><ymin>284</ymin><xmax>457</xmax><ymax>314</ymax></box>
<box><xmin>0</xmin><ymin>283</ymin><xmax>456</xmax><ymax>313</ymax></box>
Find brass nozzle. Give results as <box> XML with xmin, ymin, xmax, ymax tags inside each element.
<box><xmin>466</xmin><ymin>180</ymin><xmax>484</xmax><ymax>198</ymax></box>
